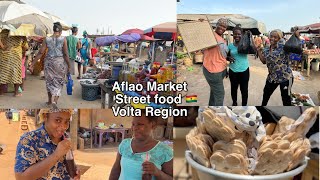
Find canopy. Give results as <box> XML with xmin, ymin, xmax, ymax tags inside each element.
<box><xmin>0</xmin><ymin>1</ymin><xmax>48</xmax><ymax>22</ymax></box>
<box><xmin>122</xmin><ymin>28</ymin><xmax>154</xmax><ymax>41</ymax></box>
<box><xmin>144</xmin><ymin>22</ymin><xmax>177</xmax><ymax>40</ymax></box>
<box><xmin>44</xmin><ymin>12</ymin><xmax>70</xmax><ymax>31</ymax></box>
<box><xmin>210</xmin><ymin>14</ymin><xmax>262</xmax><ymax>35</ymax></box>
<box><xmin>95</xmin><ymin>33</ymin><xmax>141</xmax><ymax>46</ymax></box>
<box><xmin>294</xmin><ymin>23</ymin><xmax>320</xmax><ymax>34</ymax></box>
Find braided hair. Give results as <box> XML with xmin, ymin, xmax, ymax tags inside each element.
<box><xmin>53</xmin><ymin>22</ymin><xmax>62</xmax><ymax>33</ymax></box>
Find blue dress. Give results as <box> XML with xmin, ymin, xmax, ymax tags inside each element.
<box><xmin>119</xmin><ymin>138</ymin><xmax>173</xmax><ymax>180</ymax></box>
<box><xmin>14</xmin><ymin>125</ymin><xmax>70</xmax><ymax>180</ymax></box>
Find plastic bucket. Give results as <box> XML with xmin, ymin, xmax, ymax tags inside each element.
<box><xmin>112</xmin><ymin>66</ymin><xmax>122</xmax><ymax>80</ymax></box>
<box><xmin>185</xmin><ymin>150</ymin><xmax>308</xmax><ymax>180</ymax></box>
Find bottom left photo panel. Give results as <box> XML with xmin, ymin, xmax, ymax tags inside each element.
<box><xmin>0</xmin><ymin>109</ymin><xmax>174</xmax><ymax>180</ymax></box>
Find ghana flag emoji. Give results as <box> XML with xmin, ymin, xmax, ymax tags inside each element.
<box><xmin>186</xmin><ymin>95</ymin><xmax>197</xmax><ymax>103</ymax></box>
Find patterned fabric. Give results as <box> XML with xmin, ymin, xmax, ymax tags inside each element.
<box><xmin>263</xmin><ymin>40</ymin><xmax>292</xmax><ymax>83</ymax></box>
<box><xmin>0</xmin><ymin>30</ymin><xmax>28</xmax><ymax>84</ymax></box>
<box><xmin>46</xmin><ymin>36</ymin><xmax>64</xmax><ymax>58</ymax></box>
<box><xmin>119</xmin><ymin>138</ymin><xmax>173</xmax><ymax>180</ymax></box>
<box><xmin>38</xmin><ymin>109</ymin><xmax>73</xmax><ymax>124</ymax></box>
<box><xmin>44</xmin><ymin>36</ymin><xmax>67</xmax><ymax>96</ymax></box>
<box><xmin>44</xmin><ymin>56</ymin><xmax>67</xmax><ymax>96</ymax></box>
<box><xmin>15</xmin><ymin>125</ymin><xmax>70</xmax><ymax>180</ymax></box>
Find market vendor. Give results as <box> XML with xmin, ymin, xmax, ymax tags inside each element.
<box><xmin>257</xmin><ymin>29</ymin><xmax>300</xmax><ymax>106</ymax></box>
<box><xmin>14</xmin><ymin>109</ymin><xmax>80</xmax><ymax>180</ymax></box>
<box><xmin>109</xmin><ymin>112</ymin><xmax>173</xmax><ymax>180</ymax></box>
<box><xmin>202</xmin><ymin>18</ymin><xmax>228</xmax><ymax>106</ymax></box>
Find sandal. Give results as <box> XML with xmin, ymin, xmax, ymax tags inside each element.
<box><xmin>77</xmin><ymin>76</ymin><xmax>81</xmax><ymax>79</ymax></box>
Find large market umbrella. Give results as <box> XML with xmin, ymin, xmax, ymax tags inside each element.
<box><xmin>144</xmin><ymin>22</ymin><xmax>177</xmax><ymax>63</ymax></box>
<box><xmin>0</xmin><ymin>21</ymin><xmax>15</xmax><ymax>32</ymax></box>
<box><xmin>0</xmin><ymin>1</ymin><xmax>48</xmax><ymax>22</ymax></box>
<box><xmin>122</xmin><ymin>28</ymin><xmax>154</xmax><ymax>41</ymax></box>
<box><xmin>7</xmin><ymin>13</ymin><xmax>54</xmax><ymax>36</ymax></box>
<box><xmin>144</xmin><ymin>22</ymin><xmax>177</xmax><ymax>40</ymax></box>
<box><xmin>44</xmin><ymin>12</ymin><xmax>70</xmax><ymax>31</ymax></box>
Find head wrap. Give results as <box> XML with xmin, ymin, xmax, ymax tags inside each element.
<box><xmin>217</xmin><ymin>18</ymin><xmax>228</xmax><ymax>27</ymax></box>
<box><xmin>53</xmin><ymin>22</ymin><xmax>62</xmax><ymax>32</ymax></box>
<box><xmin>83</xmin><ymin>30</ymin><xmax>88</xmax><ymax>36</ymax></box>
<box><xmin>270</xmin><ymin>29</ymin><xmax>283</xmax><ymax>39</ymax></box>
<box><xmin>39</xmin><ymin>108</ymin><xmax>74</xmax><ymax>124</ymax></box>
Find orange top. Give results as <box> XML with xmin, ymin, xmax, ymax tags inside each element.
<box><xmin>203</xmin><ymin>32</ymin><xmax>227</xmax><ymax>73</ymax></box>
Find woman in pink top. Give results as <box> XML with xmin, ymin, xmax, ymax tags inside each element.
<box><xmin>202</xmin><ymin>18</ymin><xmax>229</xmax><ymax>105</ymax></box>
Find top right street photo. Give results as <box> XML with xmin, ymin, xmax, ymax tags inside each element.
<box><xmin>176</xmin><ymin>0</ymin><xmax>320</xmax><ymax>106</ymax></box>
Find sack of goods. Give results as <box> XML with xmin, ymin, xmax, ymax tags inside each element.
<box><xmin>238</xmin><ymin>31</ymin><xmax>256</xmax><ymax>54</ymax></box>
<box><xmin>284</xmin><ymin>35</ymin><xmax>303</xmax><ymax>54</ymax></box>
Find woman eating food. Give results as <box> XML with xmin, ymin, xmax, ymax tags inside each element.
<box><xmin>14</xmin><ymin>109</ymin><xmax>80</xmax><ymax>180</ymax></box>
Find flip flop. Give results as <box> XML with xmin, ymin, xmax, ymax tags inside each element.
<box><xmin>77</xmin><ymin>77</ymin><xmax>81</xmax><ymax>79</ymax></box>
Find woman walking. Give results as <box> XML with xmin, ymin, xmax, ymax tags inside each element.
<box><xmin>227</xmin><ymin>25</ymin><xmax>250</xmax><ymax>106</ymax></box>
<box><xmin>30</xmin><ymin>22</ymin><xmax>71</xmax><ymax>108</ymax></box>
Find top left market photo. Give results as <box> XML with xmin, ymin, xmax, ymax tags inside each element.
<box><xmin>0</xmin><ymin>0</ymin><xmax>177</xmax><ymax>109</ymax></box>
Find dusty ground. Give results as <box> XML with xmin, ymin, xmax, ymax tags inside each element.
<box><xmin>0</xmin><ymin>73</ymin><xmax>101</xmax><ymax>109</ymax></box>
<box><xmin>0</xmin><ymin>112</ymin><xmax>117</xmax><ymax>180</ymax></box>
<box><xmin>178</xmin><ymin>55</ymin><xmax>320</xmax><ymax>106</ymax></box>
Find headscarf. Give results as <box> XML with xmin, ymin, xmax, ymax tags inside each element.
<box><xmin>217</xmin><ymin>18</ymin><xmax>228</xmax><ymax>27</ymax></box>
<box><xmin>38</xmin><ymin>108</ymin><xmax>74</xmax><ymax>124</ymax></box>
<box><xmin>270</xmin><ymin>29</ymin><xmax>283</xmax><ymax>39</ymax></box>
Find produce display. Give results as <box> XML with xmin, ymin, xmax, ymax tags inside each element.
<box><xmin>291</xmin><ymin>93</ymin><xmax>315</xmax><ymax>106</ymax></box>
<box><xmin>186</xmin><ymin>107</ymin><xmax>317</xmax><ymax>175</ymax></box>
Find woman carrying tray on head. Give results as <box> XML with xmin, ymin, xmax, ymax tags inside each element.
<box><xmin>109</xmin><ymin>111</ymin><xmax>173</xmax><ymax>180</ymax></box>
<box><xmin>30</xmin><ymin>22</ymin><xmax>71</xmax><ymax>109</ymax></box>
<box><xmin>257</xmin><ymin>29</ymin><xmax>300</xmax><ymax>106</ymax></box>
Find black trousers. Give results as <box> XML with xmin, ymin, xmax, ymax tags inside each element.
<box><xmin>229</xmin><ymin>68</ymin><xmax>249</xmax><ymax>106</ymax></box>
<box><xmin>262</xmin><ymin>77</ymin><xmax>293</xmax><ymax>106</ymax></box>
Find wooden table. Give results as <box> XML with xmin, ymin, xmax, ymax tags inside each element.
<box><xmin>302</xmin><ymin>53</ymin><xmax>320</xmax><ymax>77</ymax></box>
<box><xmin>93</xmin><ymin>127</ymin><xmax>129</xmax><ymax>148</ymax></box>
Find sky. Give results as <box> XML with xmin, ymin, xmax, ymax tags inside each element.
<box><xmin>177</xmin><ymin>0</ymin><xmax>320</xmax><ymax>32</ymax></box>
<box><xmin>23</xmin><ymin>0</ymin><xmax>176</xmax><ymax>37</ymax></box>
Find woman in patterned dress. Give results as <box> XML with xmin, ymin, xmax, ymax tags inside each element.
<box><xmin>15</xmin><ymin>109</ymin><xmax>80</xmax><ymax>180</ymax></box>
<box><xmin>30</xmin><ymin>22</ymin><xmax>71</xmax><ymax>108</ymax></box>
<box><xmin>257</xmin><ymin>29</ymin><xmax>300</xmax><ymax>105</ymax></box>
<box><xmin>0</xmin><ymin>29</ymin><xmax>28</xmax><ymax>96</ymax></box>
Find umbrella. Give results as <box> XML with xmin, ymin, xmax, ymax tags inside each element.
<box><xmin>122</xmin><ymin>28</ymin><xmax>154</xmax><ymax>41</ymax></box>
<box><xmin>122</xmin><ymin>28</ymin><xmax>144</xmax><ymax>35</ymax></box>
<box><xmin>8</xmin><ymin>23</ymin><xmax>38</xmax><ymax>36</ymax></box>
<box><xmin>0</xmin><ymin>21</ymin><xmax>16</xmax><ymax>32</ymax></box>
<box><xmin>210</xmin><ymin>14</ymin><xmax>262</xmax><ymax>35</ymax></box>
<box><xmin>144</xmin><ymin>22</ymin><xmax>177</xmax><ymax>40</ymax></box>
<box><xmin>44</xmin><ymin>12</ymin><xmax>70</xmax><ymax>31</ymax></box>
<box><xmin>7</xmin><ymin>13</ymin><xmax>54</xmax><ymax>36</ymax></box>
<box><xmin>0</xmin><ymin>1</ymin><xmax>48</xmax><ymax>22</ymax></box>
